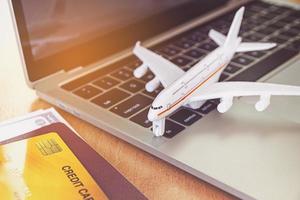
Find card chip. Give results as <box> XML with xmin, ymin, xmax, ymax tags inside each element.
<box><xmin>36</xmin><ymin>138</ymin><xmax>62</xmax><ymax>156</ymax></box>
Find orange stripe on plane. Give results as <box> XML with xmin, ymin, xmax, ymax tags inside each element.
<box><xmin>158</xmin><ymin>63</ymin><xmax>227</xmax><ymax>116</ymax></box>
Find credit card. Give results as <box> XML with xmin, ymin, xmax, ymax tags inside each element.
<box><xmin>0</xmin><ymin>132</ymin><xmax>108</xmax><ymax>200</ymax></box>
<box><xmin>0</xmin><ymin>122</ymin><xmax>147</xmax><ymax>200</ymax></box>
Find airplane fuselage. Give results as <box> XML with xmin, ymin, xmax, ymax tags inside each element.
<box><xmin>147</xmin><ymin>46</ymin><xmax>235</xmax><ymax>121</ymax></box>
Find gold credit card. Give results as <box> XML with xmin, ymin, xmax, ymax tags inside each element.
<box><xmin>0</xmin><ymin>132</ymin><xmax>108</xmax><ymax>200</ymax></box>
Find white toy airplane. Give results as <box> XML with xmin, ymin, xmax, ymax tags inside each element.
<box><xmin>133</xmin><ymin>7</ymin><xmax>300</xmax><ymax>137</ymax></box>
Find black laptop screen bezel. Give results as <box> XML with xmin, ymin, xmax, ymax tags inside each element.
<box><xmin>12</xmin><ymin>0</ymin><xmax>228</xmax><ymax>82</ymax></box>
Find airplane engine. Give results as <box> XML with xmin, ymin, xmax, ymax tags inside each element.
<box><xmin>146</xmin><ymin>77</ymin><xmax>160</xmax><ymax>92</ymax></box>
<box><xmin>255</xmin><ymin>95</ymin><xmax>270</xmax><ymax>111</ymax></box>
<box><xmin>133</xmin><ymin>63</ymin><xmax>148</xmax><ymax>78</ymax></box>
<box><xmin>217</xmin><ymin>97</ymin><xmax>233</xmax><ymax>113</ymax></box>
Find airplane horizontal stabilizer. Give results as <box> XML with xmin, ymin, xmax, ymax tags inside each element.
<box><xmin>208</xmin><ymin>29</ymin><xmax>226</xmax><ymax>46</ymax></box>
<box><xmin>236</xmin><ymin>42</ymin><xmax>277</xmax><ymax>52</ymax></box>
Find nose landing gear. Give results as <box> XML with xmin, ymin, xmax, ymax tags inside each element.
<box><xmin>152</xmin><ymin>118</ymin><xmax>166</xmax><ymax>137</ymax></box>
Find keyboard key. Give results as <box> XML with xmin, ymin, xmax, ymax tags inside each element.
<box><xmin>279</xmin><ymin>29</ymin><xmax>299</xmax><ymax>38</ymax></box>
<box><xmin>184</xmin><ymin>49</ymin><xmax>205</xmax><ymax>59</ymax></box>
<box><xmin>240</xmin><ymin>26</ymin><xmax>252</xmax><ymax>35</ymax></box>
<box><xmin>196</xmin><ymin>101</ymin><xmax>217</xmax><ymax>115</ymax></box>
<box><xmin>163</xmin><ymin>120</ymin><xmax>185</xmax><ymax>138</ymax></box>
<box><xmin>170</xmin><ymin>108</ymin><xmax>202</xmax><ymax>126</ymax></box>
<box><xmin>244</xmin><ymin>34</ymin><xmax>265</xmax><ymax>42</ymax></box>
<box><xmin>93</xmin><ymin>76</ymin><xmax>120</xmax><ymax>90</ymax></box>
<box><xmin>255</xmin><ymin>27</ymin><xmax>276</xmax><ymax>36</ymax></box>
<box><xmin>268</xmin><ymin>21</ymin><xmax>285</xmax><ymax>30</ymax></box>
<box><xmin>111</xmin><ymin>68</ymin><xmax>132</xmax><ymax>81</ymax></box>
<box><xmin>143</xmin><ymin>86</ymin><xmax>163</xmax><ymax>98</ymax></box>
<box><xmin>275</xmin><ymin>18</ymin><xmax>290</xmax><ymax>27</ymax></box>
<box><xmin>287</xmin><ymin>10</ymin><xmax>300</xmax><ymax>19</ymax></box>
<box><xmin>242</xmin><ymin>20</ymin><xmax>257</xmax><ymax>28</ymax></box>
<box><xmin>255</xmin><ymin>16</ymin><xmax>271</xmax><ymax>25</ymax></box>
<box><xmin>186</xmin><ymin>32</ymin><xmax>207</xmax><ymax>43</ymax></box>
<box><xmin>245</xmin><ymin>51</ymin><xmax>266</xmax><ymax>58</ymax></box>
<box><xmin>245</xmin><ymin>18</ymin><xmax>261</xmax><ymax>26</ymax></box>
<box><xmin>198</xmin><ymin>25</ymin><xmax>213</xmax><ymax>35</ymax></box>
<box><xmin>218</xmin><ymin>29</ymin><xmax>228</xmax><ymax>35</ymax></box>
<box><xmin>230</xmin><ymin>48</ymin><xmax>298</xmax><ymax>82</ymax></box>
<box><xmin>232</xmin><ymin>56</ymin><xmax>254</xmax><ymax>66</ymax></box>
<box><xmin>270</xmin><ymin>5</ymin><xmax>291</xmax><ymax>14</ymax></box>
<box><xmin>174</xmin><ymin>40</ymin><xmax>195</xmax><ymax>49</ymax></box>
<box><xmin>212</xmin><ymin>20</ymin><xmax>230</xmax><ymax>30</ymax></box>
<box><xmin>130</xmin><ymin>108</ymin><xmax>152</xmax><ymax>128</ymax></box>
<box><xmin>61</xmin><ymin>58</ymin><xmax>132</xmax><ymax>91</ymax></box>
<box><xmin>260</xmin><ymin>12</ymin><xmax>278</xmax><ymax>20</ymax></box>
<box><xmin>223</xmin><ymin>14</ymin><xmax>234</xmax><ymax>23</ymax></box>
<box><xmin>120</xmin><ymin>79</ymin><xmax>144</xmax><ymax>93</ymax></box>
<box><xmin>219</xmin><ymin>73</ymin><xmax>229</xmax><ymax>81</ymax></box>
<box><xmin>110</xmin><ymin>94</ymin><xmax>152</xmax><ymax>118</ymax></box>
<box><xmin>224</xmin><ymin>64</ymin><xmax>241</xmax><ymax>74</ymax></box>
<box><xmin>289</xmin><ymin>28</ymin><xmax>299</xmax><ymax>35</ymax></box>
<box><xmin>278</xmin><ymin>16</ymin><xmax>299</xmax><ymax>24</ymax></box>
<box><xmin>126</xmin><ymin>60</ymin><xmax>142</xmax><ymax>70</ymax></box>
<box><xmin>198</xmin><ymin>42</ymin><xmax>217</xmax><ymax>51</ymax></box>
<box><xmin>248</xmin><ymin>4</ymin><xmax>267</xmax><ymax>12</ymax></box>
<box><xmin>268</xmin><ymin>36</ymin><xmax>287</xmax><ymax>44</ymax></box>
<box><xmin>171</xmin><ymin>56</ymin><xmax>193</xmax><ymax>67</ymax></box>
<box><xmin>91</xmin><ymin>88</ymin><xmax>130</xmax><ymax>109</ymax></box>
<box><xmin>291</xmin><ymin>23</ymin><xmax>300</xmax><ymax>31</ymax></box>
<box><xmin>159</xmin><ymin>45</ymin><xmax>181</xmax><ymax>57</ymax></box>
<box><xmin>255</xmin><ymin>1</ymin><xmax>272</xmax><ymax>8</ymax></box>
<box><xmin>141</xmin><ymin>71</ymin><xmax>154</xmax><ymax>82</ymax></box>
<box><xmin>288</xmin><ymin>39</ymin><xmax>300</xmax><ymax>52</ymax></box>
<box><xmin>244</xmin><ymin>10</ymin><xmax>256</xmax><ymax>18</ymax></box>
<box><xmin>73</xmin><ymin>85</ymin><xmax>102</xmax><ymax>99</ymax></box>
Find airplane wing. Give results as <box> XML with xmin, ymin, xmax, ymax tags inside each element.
<box><xmin>133</xmin><ymin>42</ymin><xmax>185</xmax><ymax>89</ymax></box>
<box><xmin>188</xmin><ymin>81</ymin><xmax>300</xmax><ymax>112</ymax></box>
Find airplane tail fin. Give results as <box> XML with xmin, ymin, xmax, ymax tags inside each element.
<box><xmin>208</xmin><ymin>7</ymin><xmax>244</xmax><ymax>48</ymax></box>
<box><xmin>208</xmin><ymin>7</ymin><xmax>276</xmax><ymax>52</ymax></box>
<box><xmin>224</xmin><ymin>7</ymin><xmax>244</xmax><ymax>47</ymax></box>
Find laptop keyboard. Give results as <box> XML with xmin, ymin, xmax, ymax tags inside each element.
<box><xmin>61</xmin><ymin>1</ymin><xmax>300</xmax><ymax>138</ymax></box>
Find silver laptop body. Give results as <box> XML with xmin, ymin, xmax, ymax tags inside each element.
<box><xmin>7</xmin><ymin>0</ymin><xmax>300</xmax><ymax>199</ymax></box>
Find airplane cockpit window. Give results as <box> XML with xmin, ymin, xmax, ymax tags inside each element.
<box><xmin>151</xmin><ymin>105</ymin><xmax>163</xmax><ymax>110</ymax></box>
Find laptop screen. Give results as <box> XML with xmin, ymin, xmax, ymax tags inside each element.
<box><xmin>12</xmin><ymin>0</ymin><xmax>228</xmax><ymax>81</ymax></box>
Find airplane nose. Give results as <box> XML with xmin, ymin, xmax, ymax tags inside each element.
<box><xmin>147</xmin><ymin>111</ymin><xmax>155</xmax><ymax>122</ymax></box>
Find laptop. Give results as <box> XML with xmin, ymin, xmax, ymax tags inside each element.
<box><xmin>8</xmin><ymin>0</ymin><xmax>300</xmax><ymax>199</ymax></box>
